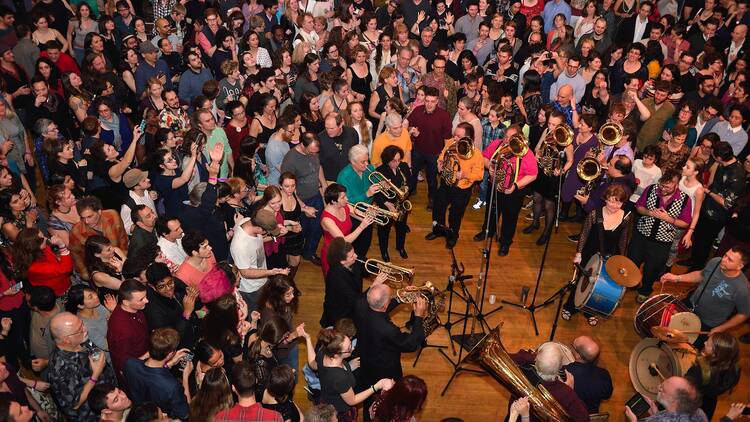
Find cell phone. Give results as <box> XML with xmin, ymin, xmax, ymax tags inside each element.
<box><xmin>626</xmin><ymin>392</ymin><xmax>651</xmax><ymax>418</ymax></box>
<box><xmin>10</xmin><ymin>281</ymin><xmax>22</xmax><ymax>292</ymax></box>
<box><xmin>139</xmin><ymin>119</ymin><xmax>147</xmax><ymax>132</ymax></box>
<box><xmin>179</xmin><ymin>352</ymin><xmax>194</xmax><ymax>370</ymax></box>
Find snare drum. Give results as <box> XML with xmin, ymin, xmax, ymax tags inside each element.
<box><xmin>574</xmin><ymin>254</ymin><xmax>626</xmax><ymax>316</ymax></box>
<box><xmin>629</xmin><ymin>338</ymin><xmax>697</xmax><ymax>399</ymax></box>
<box><xmin>633</xmin><ymin>294</ymin><xmax>691</xmax><ymax>338</ymax></box>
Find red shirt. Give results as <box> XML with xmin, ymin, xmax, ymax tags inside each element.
<box><xmin>482</xmin><ymin>139</ymin><xmax>538</xmax><ymax>187</ymax></box>
<box><xmin>40</xmin><ymin>51</ymin><xmax>81</xmax><ymax>75</ymax></box>
<box><xmin>107</xmin><ymin>306</ymin><xmax>149</xmax><ymax>384</ymax></box>
<box><xmin>215</xmin><ymin>403</ymin><xmax>283</xmax><ymax>421</ymax></box>
<box><xmin>225</xmin><ymin>121</ymin><xmax>250</xmax><ymax>162</ymax></box>
<box><xmin>407</xmin><ymin>105</ymin><xmax>453</xmax><ymax>155</ymax></box>
<box><xmin>27</xmin><ymin>246</ymin><xmax>73</xmax><ymax>297</ymax></box>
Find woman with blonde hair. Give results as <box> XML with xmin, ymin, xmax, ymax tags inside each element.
<box><xmin>344</xmin><ymin>101</ymin><xmax>373</xmax><ymax>153</ymax></box>
<box><xmin>393</xmin><ymin>22</ymin><xmax>410</xmax><ymax>49</ymax></box>
<box><xmin>292</xmin><ymin>41</ymin><xmax>313</xmax><ymax>66</ymax></box>
<box><xmin>452</xmin><ymin>96</ymin><xmax>483</xmax><ymax>149</ymax></box>
<box><xmin>139</xmin><ymin>77</ymin><xmax>166</xmax><ymax>116</ymax></box>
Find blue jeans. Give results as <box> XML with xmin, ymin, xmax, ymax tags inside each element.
<box><xmin>478</xmin><ymin>170</ymin><xmax>490</xmax><ymax>202</ymax></box>
<box><xmin>301</xmin><ymin>193</ymin><xmax>324</xmax><ymax>258</ymax></box>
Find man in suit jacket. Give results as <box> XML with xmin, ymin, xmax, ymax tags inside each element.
<box><xmin>615</xmin><ymin>1</ymin><xmax>654</xmax><ymax>46</ymax></box>
<box><xmin>354</xmin><ymin>284</ymin><xmax>427</xmax><ymax>421</ymax></box>
<box><xmin>688</xmin><ymin>17</ymin><xmax>720</xmax><ymax>56</ymax></box>
<box><xmin>564</xmin><ymin>336</ymin><xmax>613</xmax><ymax>413</ymax></box>
<box><xmin>726</xmin><ymin>24</ymin><xmax>750</xmax><ymax>65</ymax></box>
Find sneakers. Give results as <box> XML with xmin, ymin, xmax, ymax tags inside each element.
<box><xmin>472</xmin><ymin>199</ymin><xmax>486</xmax><ymax>210</ymax></box>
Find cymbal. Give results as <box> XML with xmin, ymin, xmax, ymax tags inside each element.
<box><xmin>606</xmin><ymin>255</ymin><xmax>642</xmax><ymax>287</ymax></box>
<box><xmin>650</xmin><ymin>326</ymin><xmax>689</xmax><ymax>344</ymax></box>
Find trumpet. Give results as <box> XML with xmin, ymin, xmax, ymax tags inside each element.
<box><xmin>350</xmin><ymin>202</ymin><xmax>401</xmax><ymax>226</ymax></box>
<box><xmin>356</xmin><ymin>258</ymin><xmax>413</xmax><ymax>288</ymax></box>
<box><xmin>368</xmin><ymin>171</ymin><xmax>413</xmax><ymax>212</ymax></box>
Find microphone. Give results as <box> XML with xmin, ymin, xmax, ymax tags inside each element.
<box><xmin>520</xmin><ymin>286</ymin><xmax>529</xmax><ymax>305</ymax></box>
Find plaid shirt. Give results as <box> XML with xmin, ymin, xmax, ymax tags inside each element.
<box><xmin>480</xmin><ymin>118</ymin><xmax>505</xmax><ymax>150</ymax></box>
<box><xmin>153</xmin><ymin>0</ymin><xmax>176</xmax><ymax>22</ymax></box>
<box><xmin>215</xmin><ymin>403</ymin><xmax>283</xmax><ymax>421</ymax></box>
<box><xmin>69</xmin><ymin>210</ymin><xmax>129</xmax><ymax>280</ymax></box>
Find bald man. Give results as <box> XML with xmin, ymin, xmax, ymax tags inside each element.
<box><xmin>47</xmin><ymin>313</ymin><xmax>117</xmax><ymax>422</ymax></box>
<box><xmin>353</xmin><ymin>284</ymin><xmax>427</xmax><ymax>422</ymax></box>
<box><xmin>727</xmin><ymin>24</ymin><xmax>749</xmax><ymax>64</ymax></box>
<box><xmin>151</xmin><ymin>18</ymin><xmax>182</xmax><ymax>53</ymax></box>
<box><xmin>564</xmin><ymin>336</ymin><xmax>613</xmax><ymax>413</ymax></box>
<box><xmin>552</xmin><ymin>84</ymin><xmax>579</xmax><ymax>126</ymax></box>
<box><xmin>625</xmin><ymin>376</ymin><xmax>707</xmax><ymax>421</ymax></box>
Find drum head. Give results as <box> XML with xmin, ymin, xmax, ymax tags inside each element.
<box><xmin>537</xmin><ymin>342</ymin><xmax>575</xmax><ymax>365</ymax></box>
<box><xmin>668</xmin><ymin>313</ymin><xmax>702</xmax><ymax>344</ymax></box>
<box><xmin>574</xmin><ymin>254</ymin><xmax>602</xmax><ymax>308</ymax></box>
<box><xmin>629</xmin><ymin>339</ymin><xmax>681</xmax><ymax>400</ymax></box>
<box><xmin>633</xmin><ymin>294</ymin><xmax>689</xmax><ymax>338</ymax></box>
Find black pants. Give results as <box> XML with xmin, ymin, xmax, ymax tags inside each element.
<box><xmin>688</xmin><ymin>214</ymin><xmax>724</xmax><ymax>271</ymax></box>
<box><xmin>409</xmin><ymin>150</ymin><xmax>438</xmax><ymax>202</ymax></box>
<box><xmin>351</xmin><ymin>218</ymin><xmax>374</xmax><ymax>259</ymax></box>
<box><xmin>432</xmin><ymin>183</ymin><xmax>473</xmax><ymax>239</ymax></box>
<box><xmin>377</xmin><ymin>218</ymin><xmax>408</xmax><ymax>254</ymax></box>
<box><xmin>628</xmin><ymin>231</ymin><xmax>672</xmax><ymax>296</ymax></box>
<box><xmin>481</xmin><ymin>190</ymin><xmax>524</xmax><ymax>247</ymax></box>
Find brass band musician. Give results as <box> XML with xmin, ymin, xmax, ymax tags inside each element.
<box><xmin>475</xmin><ymin>124</ymin><xmax>538</xmax><ymax>256</ymax></box>
<box><xmin>425</xmin><ymin>122</ymin><xmax>484</xmax><ymax>249</ymax></box>
<box><xmin>373</xmin><ymin>145</ymin><xmax>412</xmax><ymax>261</ymax></box>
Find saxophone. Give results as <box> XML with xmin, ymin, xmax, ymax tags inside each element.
<box><xmin>396</xmin><ymin>282</ymin><xmax>446</xmax><ymax>336</ymax></box>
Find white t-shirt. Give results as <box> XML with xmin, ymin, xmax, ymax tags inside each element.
<box><xmin>630</xmin><ymin>159</ymin><xmax>662</xmax><ymax>202</ymax></box>
<box><xmin>157</xmin><ymin>237</ymin><xmax>188</xmax><ymax>267</ymax></box>
<box><xmin>120</xmin><ymin>190</ymin><xmax>157</xmax><ymax>233</ymax></box>
<box><xmin>231</xmin><ymin>218</ymin><xmax>268</xmax><ymax>293</ymax></box>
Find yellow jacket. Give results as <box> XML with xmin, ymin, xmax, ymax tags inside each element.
<box><xmin>438</xmin><ymin>139</ymin><xmax>485</xmax><ymax>189</ymax></box>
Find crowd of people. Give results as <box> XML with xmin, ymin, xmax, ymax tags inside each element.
<box><xmin>0</xmin><ymin>0</ymin><xmax>748</xmax><ymax>419</ymax></box>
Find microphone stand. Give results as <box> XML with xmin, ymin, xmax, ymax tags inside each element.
<box><xmin>501</xmin><ymin>156</ymin><xmax>565</xmax><ymax>335</ymax></box>
<box><xmin>437</xmin><ymin>249</ymin><xmax>470</xmax><ymax>355</ymax></box>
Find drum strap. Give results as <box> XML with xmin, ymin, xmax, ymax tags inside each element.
<box><xmin>690</xmin><ymin>263</ymin><xmax>720</xmax><ymax>312</ymax></box>
<box><xmin>596</xmin><ymin>209</ymin><xmax>605</xmax><ymax>255</ymax></box>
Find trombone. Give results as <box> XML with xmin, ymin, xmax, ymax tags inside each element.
<box><xmin>349</xmin><ymin>202</ymin><xmax>402</xmax><ymax>226</ymax></box>
<box><xmin>368</xmin><ymin>171</ymin><xmax>413</xmax><ymax>212</ymax></box>
<box><xmin>356</xmin><ymin>258</ymin><xmax>413</xmax><ymax>288</ymax></box>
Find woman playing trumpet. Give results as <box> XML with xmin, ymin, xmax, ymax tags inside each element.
<box><xmin>320</xmin><ymin>183</ymin><xmax>376</xmax><ymax>276</ymax></box>
<box><xmin>374</xmin><ymin>145</ymin><xmax>413</xmax><ymax>262</ymax></box>
<box><xmin>559</xmin><ymin>114</ymin><xmax>600</xmax><ymax>222</ymax></box>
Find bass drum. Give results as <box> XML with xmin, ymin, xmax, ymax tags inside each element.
<box><xmin>629</xmin><ymin>338</ymin><xmax>697</xmax><ymax>399</ymax></box>
<box><xmin>633</xmin><ymin>294</ymin><xmax>691</xmax><ymax>338</ymax></box>
<box><xmin>574</xmin><ymin>254</ymin><xmax>626</xmax><ymax>316</ymax></box>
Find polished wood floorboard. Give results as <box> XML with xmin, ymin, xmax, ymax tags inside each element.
<box><xmin>291</xmin><ymin>189</ymin><xmax>750</xmax><ymax>422</ymax></box>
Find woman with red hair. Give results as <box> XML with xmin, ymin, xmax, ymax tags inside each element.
<box><xmin>369</xmin><ymin>375</ymin><xmax>428</xmax><ymax>422</ymax></box>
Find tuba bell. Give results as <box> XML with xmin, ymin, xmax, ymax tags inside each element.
<box><xmin>591</xmin><ymin>121</ymin><xmax>623</xmax><ymax>157</ymax></box>
<box><xmin>464</xmin><ymin>325</ymin><xmax>572</xmax><ymax>422</ymax></box>
<box><xmin>395</xmin><ymin>281</ymin><xmax>446</xmax><ymax>336</ymax></box>
<box><xmin>356</xmin><ymin>258</ymin><xmax>413</xmax><ymax>289</ymax></box>
<box><xmin>575</xmin><ymin>156</ymin><xmax>602</xmax><ymax>196</ymax></box>
<box><xmin>539</xmin><ymin>124</ymin><xmax>573</xmax><ymax>176</ymax></box>
<box><xmin>440</xmin><ymin>137</ymin><xmax>474</xmax><ymax>186</ymax></box>
<box><xmin>491</xmin><ymin>134</ymin><xmax>529</xmax><ymax>191</ymax></box>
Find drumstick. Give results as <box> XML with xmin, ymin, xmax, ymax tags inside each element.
<box><xmin>649</xmin><ymin>363</ymin><xmax>666</xmax><ymax>380</ymax></box>
<box><xmin>680</xmin><ymin>331</ymin><xmax>711</xmax><ymax>335</ymax></box>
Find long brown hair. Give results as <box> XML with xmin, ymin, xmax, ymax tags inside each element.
<box><xmin>11</xmin><ymin>228</ymin><xmax>45</xmax><ymax>279</ymax></box>
<box><xmin>200</xmin><ymin>294</ymin><xmax>240</xmax><ymax>348</ymax></box>
<box><xmin>188</xmin><ymin>367</ymin><xmax>233</xmax><ymax>421</ymax></box>
<box><xmin>257</xmin><ymin>275</ymin><xmax>300</xmax><ymax>318</ymax></box>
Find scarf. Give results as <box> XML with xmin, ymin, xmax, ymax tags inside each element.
<box><xmin>100</xmin><ymin>114</ymin><xmax>122</xmax><ymax>151</ymax></box>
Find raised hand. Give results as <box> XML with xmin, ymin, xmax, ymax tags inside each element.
<box><xmin>209</xmin><ymin>142</ymin><xmax>224</xmax><ymax>163</ymax></box>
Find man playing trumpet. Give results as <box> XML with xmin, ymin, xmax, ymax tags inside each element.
<box><xmin>475</xmin><ymin>124</ymin><xmax>538</xmax><ymax>256</ymax></box>
<box><xmin>426</xmin><ymin>123</ymin><xmax>485</xmax><ymax>249</ymax></box>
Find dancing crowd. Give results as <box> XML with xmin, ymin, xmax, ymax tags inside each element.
<box><xmin>0</xmin><ymin>0</ymin><xmax>748</xmax><ymax>419</ymax></box>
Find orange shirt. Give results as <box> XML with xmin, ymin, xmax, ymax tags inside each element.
<box><xmin>371</xmin><ymin>128</ymin><xmax>412</xmax><ymax>167</ymax></box>
<box><xmin>438</xmin><ymin>139</ymin><xmax>485</xmax><ymax>189</ymax></box>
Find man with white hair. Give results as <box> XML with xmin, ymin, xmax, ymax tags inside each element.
<box><xmin>337</xmin><ymin>144</ymin><xmax>380</xmax><ymax>258</ymax></box>
<box><xmin>353</xmin><ymin>283</ymin><xmax>427</xmax><ymax>422</ymax></box>
<box><xmin>625</xmin><ymin>376</ymin><xmax>707</xmax><ymax>421</ymax></box>
<box><xmin>511</xmin><ymin>343</ymin><xmax>590</xmax><ymax>421</ymax></box>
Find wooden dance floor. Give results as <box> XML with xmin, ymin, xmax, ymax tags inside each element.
<box><xmin>292</xmin><ymin>190</ymin><xmax>750</xmax><ymax>421</ymax></box>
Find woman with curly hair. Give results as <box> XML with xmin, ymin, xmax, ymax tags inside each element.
<box><xmin>188</xmin><ymin>367</ymin><xmax>233</xmax><ymax>421</ymax></box>
<box><xmin>11</xmin><ymin>228</ymin><xmax>73</xmax><ymax>297</ymax></box>
<box><xmin>84</xmin><ymin>234</ymin><xmax>125</xmax><ymax>299</ymax></box>
<box><xmin>369</xmin><ymin>375</ymin><xmax>428</xmax><ymax>422</ymax></box>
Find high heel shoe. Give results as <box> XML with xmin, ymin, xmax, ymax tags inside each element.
<box><xmin>522</xmin><ymin>222</ymin><xmax>539</xmax><ymax>234</ymax></box>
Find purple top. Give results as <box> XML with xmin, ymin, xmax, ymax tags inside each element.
<box><xmin>635</xmin><ymin>184</ymin><xmax>693</xmax><ymax>225</ymax></box>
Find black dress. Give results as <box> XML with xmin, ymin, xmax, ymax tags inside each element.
<box><xmin>686</xmin><ymin>359</ymin><xmax>741</xmax><ymax>421</ymax></box>
<box><xmin>349</xmin><ymin>64</ymin><xmax>373</xmax><ymax>111</ymax></box>
<box><xmin>281</xmin><ymin>193</ymin><xmax>305</xmax><ymax>256</ymax></box>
